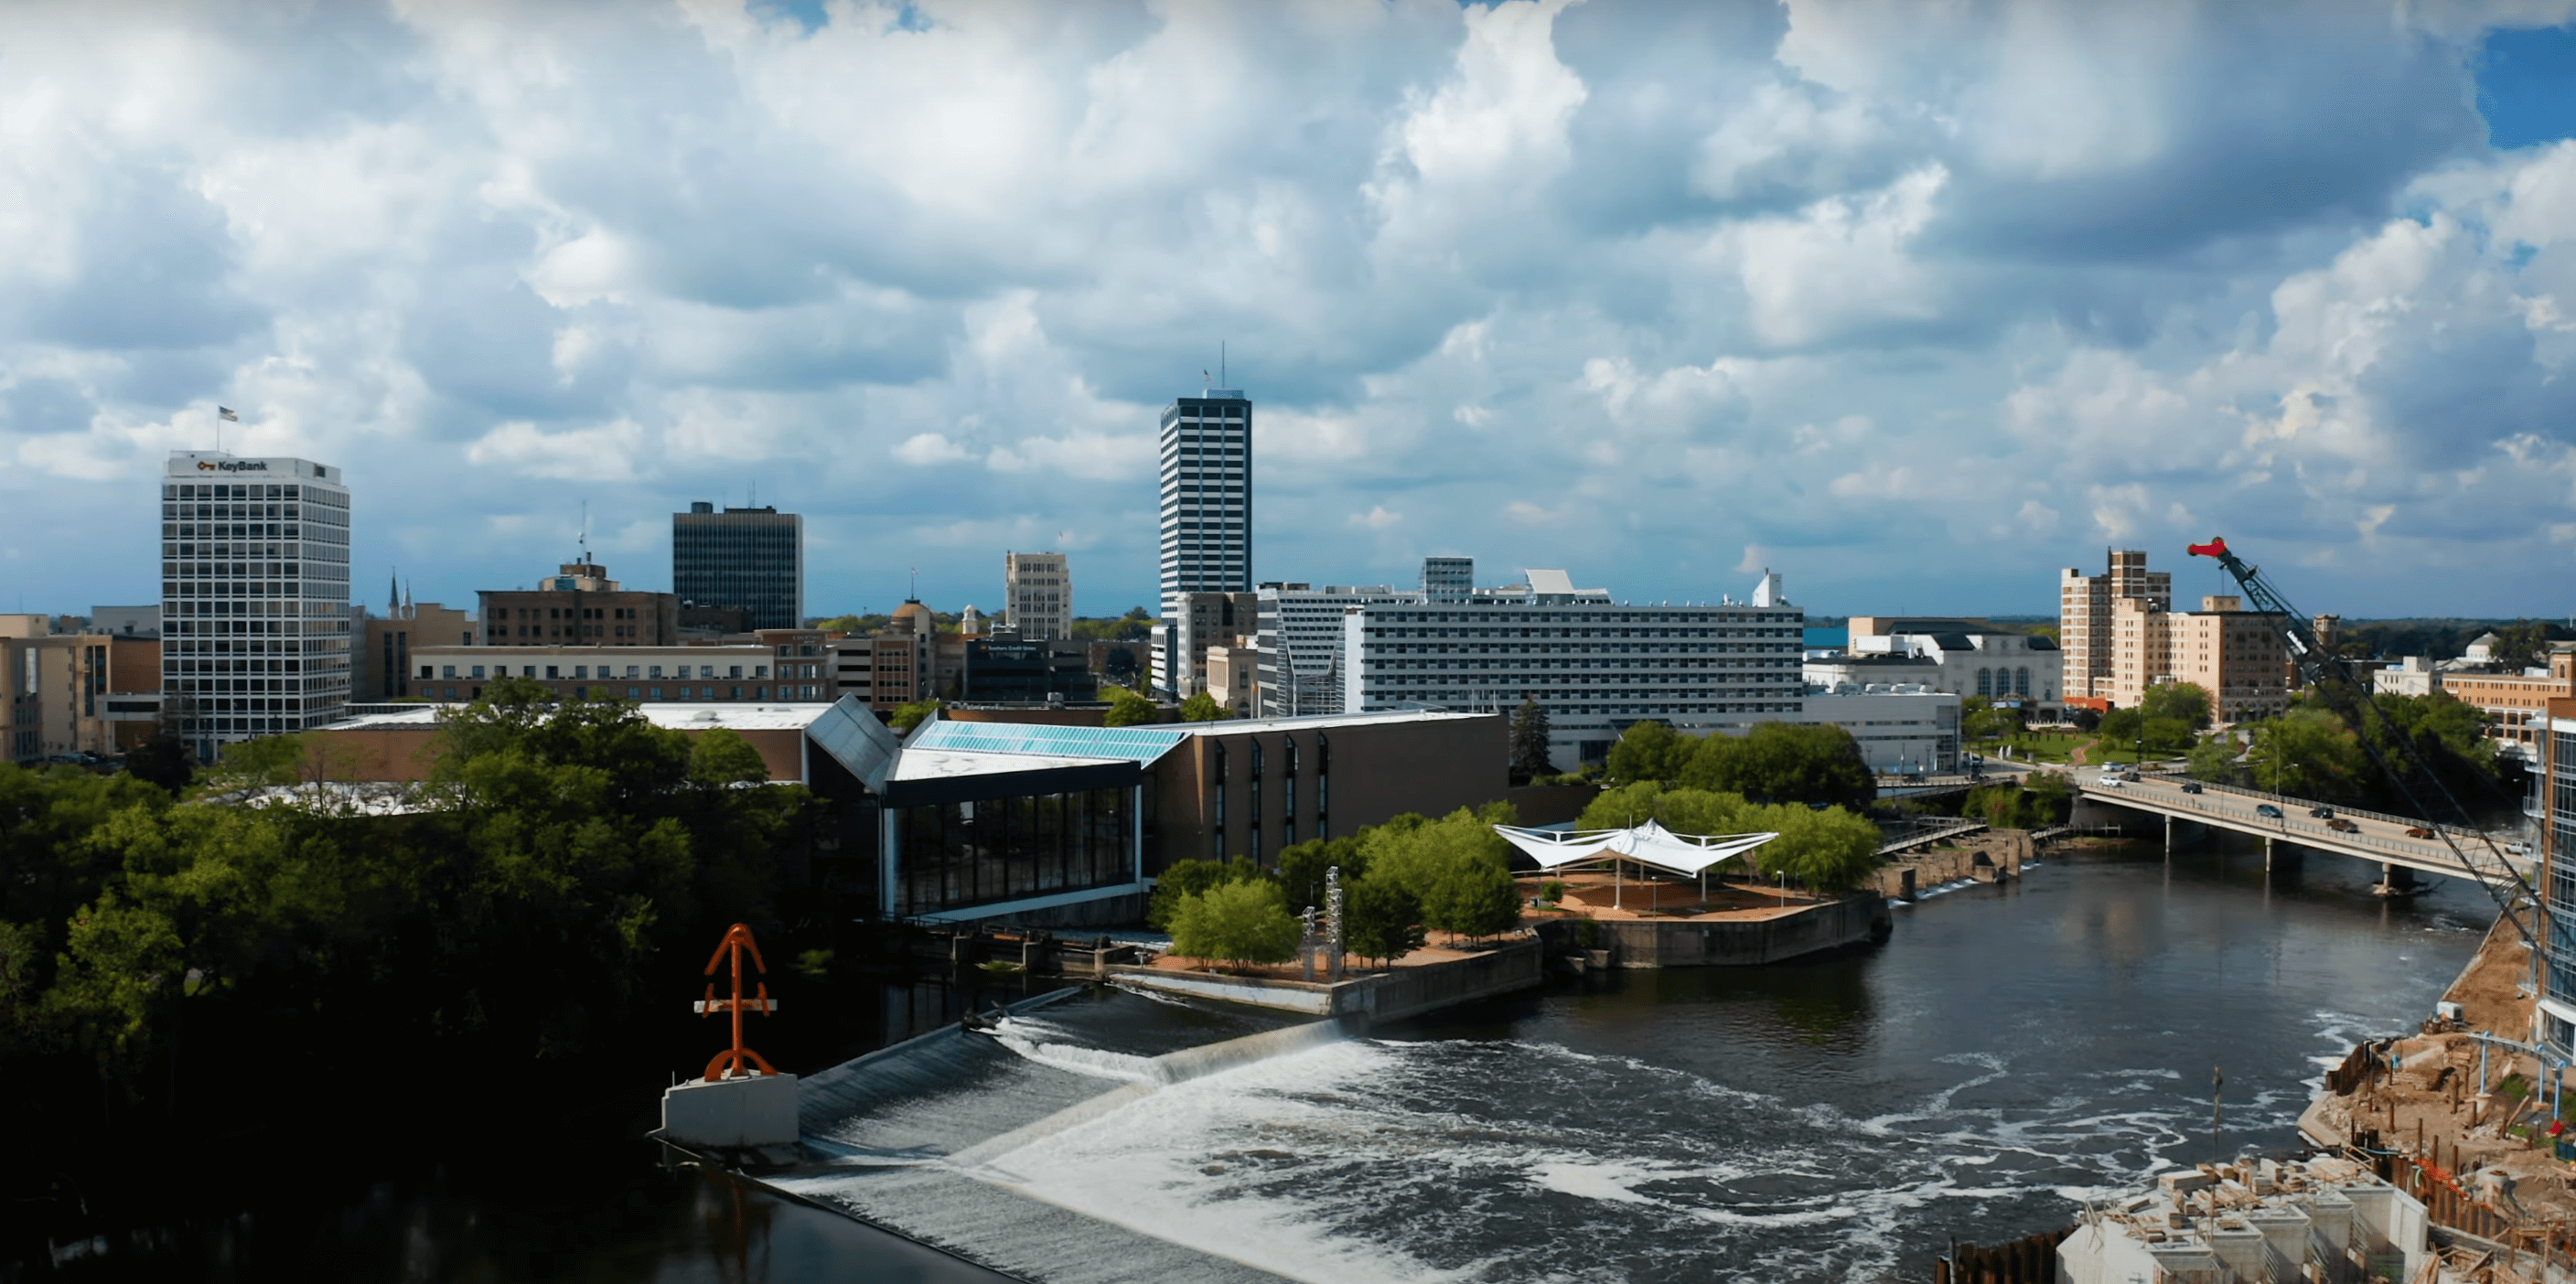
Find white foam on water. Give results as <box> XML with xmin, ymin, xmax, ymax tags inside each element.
<box><xmin>1529</xmin><ymin>1158</ymin><xmax>1684</xmax><ymax>1205</ymax></box>
<box><xmin>985</xmin><ymin>1017</ymin><xmax>1163</xmax><ymax>1083</ymax></box>
<box><xmin>965</xmin><ymin>1039</ymin><xmax>1474</xmax><ymax>1284</ymax></box>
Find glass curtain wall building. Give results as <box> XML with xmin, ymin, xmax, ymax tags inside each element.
<box><xmin>158</xmin><ymin>452</ymin><xmax>353</xmax><ymax>761</ymax></box>
<box><xmin>2544</xmin><ymin>704</ymin><xmax>2576</xmax><ymax>1055</ymax></box>
<box><xmin>672</xmin><ymin>502</ymin><xmax>803</xmax><ymax>630</ymax></box>
<box><xmin>1155</xmin><ymin>389</ymin><xmax>1251</xmax><ymax>690</ymax></box>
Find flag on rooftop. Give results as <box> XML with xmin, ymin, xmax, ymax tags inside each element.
<box><xmin>218</xmin><ymin>406</ymin><xmax>239</xmax><ymax>422</ymax></box>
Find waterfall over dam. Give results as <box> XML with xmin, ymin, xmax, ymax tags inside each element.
<box><xmin>778</xmin><ymin>988</ymin><xmax>1351</xmax><ymax>1284</ymax></box>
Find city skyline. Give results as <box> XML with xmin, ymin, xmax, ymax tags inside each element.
<box><xmin>3</xmin><ymin>5</ymin><xmax>2575</xmax><ymax>621</ymax></box>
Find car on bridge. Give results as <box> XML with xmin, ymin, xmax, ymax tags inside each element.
<box><xmin>2257</xmin><ymin>804</ymin><xmax>2284</xmax><ymax>819</ymax></box>
<box><xmin>2180</xmin><ymin>783</ymin><xmax>2204</xmax><ymax>795</ymax></box>
<box><xmin>2406</xmin><ymin>827</ymin><xmax>2433</xmax><ymax>839</ymax></box>
<box><xmin>2095</xmin><ymin>776</ymin><xmax>2127</xmax><ymax>788</ymax></box>
<box><xmin>2309</xmin><ymin>807</ymin><xmax>2334</xmax><ymax>819</ymax></box>
<box><xmin>2328</xmin><ymin>819</ymin><xmax>2359</xmax><ymax>833</ymax></box>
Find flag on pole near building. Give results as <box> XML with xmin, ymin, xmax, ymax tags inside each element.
<box><xmin>218</xmin><ymin>406</ymin><xmax>239</xmax><ymax>422</ymax></box>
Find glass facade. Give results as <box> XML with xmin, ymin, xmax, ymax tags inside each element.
<box><xmin>892</xmin><ymin>786</ymin><xmax>1134</xmax><ymax>916</ymax></box>
<box><xmin>672</xmin><ymin>505</ymin><xmax>803</xmax><ymax>630</ymax></box>
<box><xmin>2549</xmin><ymin>726</ymin><xmax>2576</xmax><ymax>1054</ymax></box>
<box><xmin>158</xmin><ymin>455</ymin><xmax>353</xmax><ymax>761</ymax></box>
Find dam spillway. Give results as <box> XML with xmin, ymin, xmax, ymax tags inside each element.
<box><xmin>768</xmin><ymin>847</ymin><xmax>2491</xmax><ymax>1283</ymax></box>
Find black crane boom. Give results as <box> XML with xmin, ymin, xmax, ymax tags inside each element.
<box><xmin>2184</xmin><ymin>537</ymin><xmax>2536</xmax><ymax>948</ymax></box>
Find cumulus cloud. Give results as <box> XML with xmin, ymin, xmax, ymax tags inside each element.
<box><xmin>0</xmin><ymin>1</ymin><xmax>2571</xmax><ymax>616</ymax></box>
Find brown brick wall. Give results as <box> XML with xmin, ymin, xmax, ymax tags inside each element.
<box><xmin>1149</xmin><ymin>714</ymin><xmax>1507</xmax><ymax>874</ymax></box>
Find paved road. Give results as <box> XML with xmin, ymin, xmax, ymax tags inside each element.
<box><xmin>2069</xmin><ymin>768</ymin><xmax>2531</xmax><ymax>884</ymax></box>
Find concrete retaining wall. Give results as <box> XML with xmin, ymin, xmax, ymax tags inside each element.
<box><xmin>1106</xmin><ymin>936</ymin><xmax>1543</xmax><ymax>1022</ymax></box>
<box><xmin>1585</xmin><ymin>895</ymin><xmax>1889</xmax><ymax>968</ymax></box>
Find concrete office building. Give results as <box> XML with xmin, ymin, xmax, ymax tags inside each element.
<box><xmin>1798</xmin><ymin>683</ymin><xmax>1959</xmax><ymax>775</ymax></box>
<box><xmin>158</xmin><ymin>451</ymin><xmax>353</xmax><ymax>759</ymax></box>
<box><xmin>1154</xmin><ymin>387</ymin><xmax>1251</xmax><ymax>690</ymax></box>
<box><xmin>1343</xmin><ymin>569</ymin><xmax>1805</xmax><ymax>770</ymax></box>
<box><xmin>1422</xmin><ymin>556</ymin><xmax>1474</xmax><ymax>602</ymax></box>
<box><xmin>1004</xmin><ymin>551</ymin><xmax>1072</xmax><ymax>642</ymax></box>
<box><xmin>2170</xmin><ymin>595</ymin><xmax>2292</xmax><ymax>722</ymax></box>
<box><xmin>1165</xmin><ymin>590</ymin><xmax>1259</xmax><ymax>700</ymax></box>
<box><xmin>0</xmin><ymin>630</ymin><xmax>164</xmax><ymax>761</ymax></box>
<box><xmin>2059</xmin><ymin>549</ymin><xmax>2170</xmax><ymax>701</ymax></box>
<box><xmin>2543</xmin><ymin>696</ymin><xmax>2576</xmax><ymax>1054</ymax></box>
<box><xmin>1255</xmin><ymin>583</ymin><xmax>1415</xmax><ymax>718</ymax></box>
<box><xmin>409</xmin><ymin>643</ymin><xmax>830</xmax><ymax>704</ymax></box>
<box><xmin>674</xmin><ymin>501</ymin><xmax>803</xmax><ymax>630</ymax></box>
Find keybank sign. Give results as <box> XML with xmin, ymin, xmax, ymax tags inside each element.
<box><xmin>198</xmin><ymin>459</ymin><xmax>270</xmax><ymax>473</ymax></box>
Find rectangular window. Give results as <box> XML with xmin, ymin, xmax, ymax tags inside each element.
<box><xmin>649</xmin><ymin>665</ymin><xmax>663</xmax><ymax>679</ymax></box>
<box><xmin>651</xmin><ymin>688</ymin><xmax>663</xmax><ymax>701</ymax></box>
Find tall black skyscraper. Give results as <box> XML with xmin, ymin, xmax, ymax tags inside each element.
<box><xmin>672</xmin><ymin>501</ymin><xmax>803</xmax><ymax>630</ymax></box>
<box><xmin>1158</xmin><ymin>387</ymin><xmax>1251</xmax><ymax>605</ymax></box>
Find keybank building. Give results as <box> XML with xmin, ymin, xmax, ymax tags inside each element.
<box><xmin>673</xmin><ymin>502</ymin><xmax>803</xmax><ymax>630</ymax></box>
<box><xmin>158</xmin><ymin>451</ymin><xmax>353</xmax><ymax>761</ymax></box>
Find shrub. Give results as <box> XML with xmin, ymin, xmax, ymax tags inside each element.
<box><xmin>1540</xmin><ymin>880</ymin><xmax>1567</xmax><ymax>904</ymax></box>
<box><xmin>1169</xmin><ymin>881</ymin><xmax>1301</xmax><ymax>969</ymax></box>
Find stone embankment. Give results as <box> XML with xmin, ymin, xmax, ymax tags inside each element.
<box><xmin>1874</xmin><ymin>829</ymin><xmax>2035</xmax><ymax>900</ymax></box>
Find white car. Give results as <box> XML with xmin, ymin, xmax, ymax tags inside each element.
<box><xmin>2096</xmin><ymin>776</ymin><xmax>2127</xmax><ymax>788</ymax></box>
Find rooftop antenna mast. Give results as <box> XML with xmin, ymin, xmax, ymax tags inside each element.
<box><xmin>1220</xmin><ymin>341</ymin><xmax>1226</xmax><ymax>389</ymax></box>
<box><xmin>578</xmin><ymin>500</ymin><xmax>590</xmax><ymax>563</ymax></box>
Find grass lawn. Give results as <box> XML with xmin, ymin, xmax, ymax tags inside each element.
<box><xmin>1990</xmin><ymin>731</ymin><xmax>2088</xmax><ymax>765</ymax></box>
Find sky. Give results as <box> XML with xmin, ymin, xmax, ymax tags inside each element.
<box><xmin>4</xmin><ymin>2</ymin><xmax>2576</xmax><ymax>624</ymax></box>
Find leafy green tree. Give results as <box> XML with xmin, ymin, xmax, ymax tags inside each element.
<box><xmin>1962</xmin><ymin>697</ymin><xmax>2024</xmax><ymax>745</ymax></box>
<box><xmin>1176</xmin><ymin>690</ymin><xmax>1230</xmax><ymax>722</ymax></box>
<box><xmin>1421</xmin><ymin>854</ymin><xmax>1520</xmax><ymax>939</ymax></box>
<box><xmin>2244</xmin><ymin>710</ymin><xmax>2371</xmax><ymax>802</ymax></box>
<box><xmin>1340</xmin><ymin>876</ymin><xmax>1424</xmax><ymax>967</ymax></box>
<box><xmin>2141</xmin><ymin>717</ymin><xmax>2196</xmax><ymax>755</ymax></box>
<box><xmin>1740</xmin><ymin>804</ymin><xmax>1880</xmax><ymax>893</ymax></box>
<box><xmin>1276</xmin><ymin>837</ymin><xmax>1365</xmax><ymax>915</ymax></box>
<box><xmin>1605</xmin><ymin>720</ymin><xmax>1688</xmax><ymax>785</ymax></box>
<box><xmin>2492</xmin><ymin>620</ymin><xmax>2558</xmax><ymax>671</ymax></box>
<box><xmin>886</xmin><ymin>699</ymin><xmax>944</xmax><ymax>733</ymax></box>
<box><xmin>1104</xmin><ymin>686</ymin><xmax>1161</xmax><ymax>727</ymax></box>
<box><xmin>1508</xmin><ymin>699</ymin><xmax>1554</xmax><ymax>782</ymax></box>
<box><xmin>1169</xmin><ymin>880</ymin><xmax>1301</xmax><ymax>968</ymax></box>
<box><xmin>1359</xmin><ymin>803</ymin><xmax>1517</xmax><ymax>906</ymax></box>
<box><xmin>2141</xmin><ymin>683</ymin><xmax>2215</xmax><ymax>731</ymax></box>
<box><xmin>1679</xmin><ymin>722</ymin><xmax>1874</xmax><ymax>808</ymax></box>
<box><xmin>2185</xmin><ymin>735</ymin><xmax>2242</xmax><ymax>784</ymax></box>
<box><xmin>1962</xmin><ymin>773</ymin><xmax>2076</xmax><ymax>829</ymax></box>
<box><xmin>1576</xmin><ymin>782</ymin><xmax>1749</xmax><ymax>844</ymax></box>
<box><xmin>1147</xmin><ymin>855</ymin><xmax>1271</xmax><ymax>930</ymax></box>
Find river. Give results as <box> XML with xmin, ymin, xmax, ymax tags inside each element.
<box><xmin>36</xmin><ymin>838</ymin><xmax>2484</xmax><ymax>1282</ymax></box>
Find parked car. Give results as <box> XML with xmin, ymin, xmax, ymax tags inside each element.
<box><xmin>2309</xmin><ymin>806</ymin><xmax>2334</xmax><ymax>819</ymax></box>
<box><xmin>2180</xmin><ymin>783</ymin><xmax>2204</xmax><ymax>795</ymax></box>
<box><xmin>2405</xmin><ymin>827</ymin><xmax>2433</xmax><ymax>839</ymax></box>
<box><xmin>2328</xmin><ymin>819</ymin><xmax>2360</xmax><ymax>833</ymax></box>
<box><xmin>2257</xmin><ymin>804</ymin><xmax>2284</xmax><ymax>819</ymax></box>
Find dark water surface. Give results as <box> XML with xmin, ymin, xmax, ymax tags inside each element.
<box><xmin>34</xmin><ymin>840</ymin><xmax>2481</xmax><ymax>1282</ymax></box>
<box><xmin>789</xmin><ymin>840</ymin><xmax>2484</xmax><ymax>1283</ymax></box>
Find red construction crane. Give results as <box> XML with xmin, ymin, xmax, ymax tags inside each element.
<box><xmin>2187</xmin><ymin>537</ymin><xmax>2535</xmax><ymax>947</ymax></box>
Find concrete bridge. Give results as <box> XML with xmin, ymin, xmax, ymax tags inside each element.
<box><xmin>2066</xmin><ymin>769</ymin><xmax>2532</xmax><ymax>888</ymax></box>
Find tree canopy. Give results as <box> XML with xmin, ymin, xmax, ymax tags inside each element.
<box><xmin>1176</xmin><ymin>690</ymin><xmax>1231</xmax><ymax>722</ymax></box>
<box><xmin>2140</xmin><ymin>682</ymin><xmax>2215</xmax><ymax>730</ymax></box>
<box><xmin>1604</xmin><ymin>720</ymin><xmax>1874</xmax><ymax>808</ymax></box>
<box><xmin>1104</xmin><ymin>686</ymin><xmax>1161</xmax><ymax>727</ymax></box>
<box><xmin>1168</xmin><ymin>880</ymin><xmax>1301</xmax><ymax>968</ymax></box>
<box><xmin>1573</xmin><ymin>781</ymin><xmax>1880</xmax><ymax>893</ymax></box>
<box><xmin>1508</xmin><ymin>699</ymin><xmax>1554</xmax><ymax>782</ymax></box>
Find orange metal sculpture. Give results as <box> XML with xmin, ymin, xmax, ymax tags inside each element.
<box><xmin>696</xmin><ymin>922</ymin><xmax>778</xmax><ymax>1081</ymax></box>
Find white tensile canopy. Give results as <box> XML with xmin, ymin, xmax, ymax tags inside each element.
<box><xmin>1492</xmin><ymin>819</ymin><xmax>1778</xmax><ymax>877</ymax></box>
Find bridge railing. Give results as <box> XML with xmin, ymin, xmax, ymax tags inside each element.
<box><xmin>2089</xmin><ymin>787</ymin><xmax>2534</xmax><ymax>876</ymax></box>
<box><xmin>2120</xmin><ymin>770</ymin><xmax>2446</xmax><ymax>833</ymax></box>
